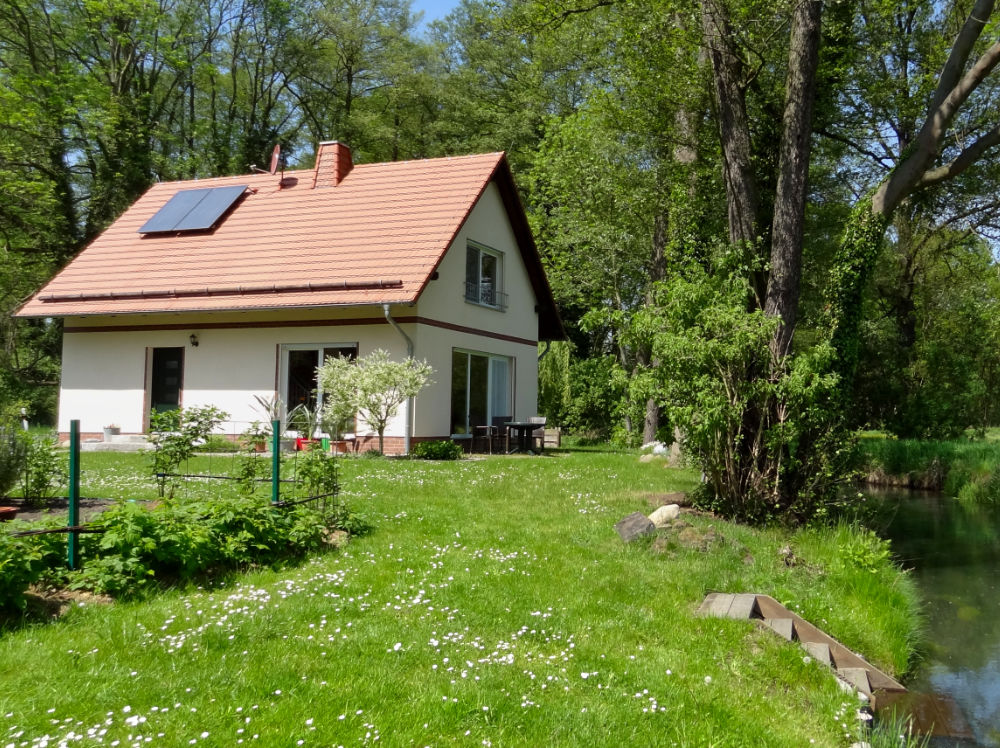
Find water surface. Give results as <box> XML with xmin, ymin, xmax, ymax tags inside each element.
<box><xmin>876</xmin><ymin>490</ymin><xmax>1000</xmax><ymax>746</ymax></box>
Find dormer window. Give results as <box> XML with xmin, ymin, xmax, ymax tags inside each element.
<box><xmin>465</xmin><ymin>242</ymin><xmax>506</xmax><ymax>310</ymax></box>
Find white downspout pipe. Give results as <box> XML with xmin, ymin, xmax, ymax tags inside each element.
<box><xmin>383</xmin><ymin>303</ymin><xmax>414</xmax><ymax>455</ymax></box>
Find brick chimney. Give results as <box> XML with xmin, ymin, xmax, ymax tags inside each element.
<box><xmin>312</xmin><ymin>141</ymin><xmax>353</xmax><ymax>188</ymax></box>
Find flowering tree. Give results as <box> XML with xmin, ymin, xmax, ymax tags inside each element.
<box><xmin>317</xmin><ymin>355</ymin><xmax>360</xmax><ymax>441</ymax></box>
<box><xmin>352</xmin><ymin>349</ymin><xmax>433</xmax><ymax>454</ymax></box>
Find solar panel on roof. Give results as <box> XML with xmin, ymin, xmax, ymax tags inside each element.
<box><xmin>139</xmin><ymin>185</ymin><xmax>248</xmax><ymax>234</ymax></box>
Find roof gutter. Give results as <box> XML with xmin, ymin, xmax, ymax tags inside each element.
<box><xmin>383</xmin><ymin>303</ymin><xmax>414</xmax><ymax>455</ymax></box>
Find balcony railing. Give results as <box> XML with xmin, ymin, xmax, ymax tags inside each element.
<box><xmin>464</xmin><ymin>281</ymin><xmax>507</xmax><ymax>311</ymax></box>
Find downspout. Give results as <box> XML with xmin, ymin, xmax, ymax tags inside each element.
<box><xmin>383</xmin><ymin>303</ymin><xmax>414</xmax><ymax>455</ymax></box>
<box><xmin>537</xmin><ymin>340</ymin><xmax>551</xmax><ymax>361</ymax></box>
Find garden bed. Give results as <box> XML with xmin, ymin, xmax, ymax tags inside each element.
<box><xmin>1</xmin><ymin>496</ymin><xmax>132</xmax><ymax>525</ymax></box>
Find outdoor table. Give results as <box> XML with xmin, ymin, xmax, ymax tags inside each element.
<box><xmin>505</xmin><ymin>422</ymin><xmax>537</xmax><ymax>453</ymax></box>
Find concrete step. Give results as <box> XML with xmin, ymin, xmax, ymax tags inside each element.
<box><xmin>802</xmin><ymin>641</ymin><xmax>832</xmax><ymax>666</ymax></box>
<box><xmin>763</xmin><ymin>617</ymin><xmax>796</xmax><ymax>641</ymax></box>
<box><xmin>837</xmin><ymin>667</ymin><xmax>873</xmax><ymax>697</ymax></box>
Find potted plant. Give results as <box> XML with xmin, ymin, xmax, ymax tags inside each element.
<box><xmin>103</xmin><ymin>423</ymin><xmax>121</xmax><ymax>441</ymax></box>
<box><xmin>240</xmin><ymin>421</ymin><xmax>270</xmax><ymax>453</ymax></box>
<box><xmin>288</xmin><ymin>403</ymin><xmax>323</xmax><ymax>451</ymax></box>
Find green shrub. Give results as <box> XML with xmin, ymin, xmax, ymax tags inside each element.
<box><xmin>411</xmin><ymin>440</ymin><xmax>463</xmax><ymax>460</ymax></box>
<box><xmin>147</xmin><ymin>405</ymin><xmax>228</xmax><ymax>497</ymax></box>
<box><xmin>20</xmin><ymin>433</ymin><xmax>63</xmax><ymax>503</ymax></box>
<box><xmin>295</xmin><ymin>445</ymin><xmax>340</xmax><ymax>495</ymax></box>
<box><xmin>0</xmin><ymin>425</ymin><xmax>27</xmax><ymax>496</ymax></box>
<box><xmin>0</xmin><ymin>523</ymin><xmax>65</xmax><ymax>612</ymax></box>
<box><xmin>838</xmin><ymin>526</ymin><xmax>892</xmax><ymax>573</ymax></box>
<box><xmin>74</xmin><ymin>495</ymin><xmax>330</xmax><ymax>596</ymax></box>
<box><xmin>235</xmin><ymin>454</ymin><xmax>270</xmax><ymax>496</ymax></box>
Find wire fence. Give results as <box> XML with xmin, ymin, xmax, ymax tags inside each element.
<box><xmin>4</xmin><ymin>420</ymin><xmax>341</xmax><ymax>564</ymax></box>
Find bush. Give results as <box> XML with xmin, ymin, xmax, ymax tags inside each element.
<box><xmin>0</xmin><ymin>425</ymin><xmax>27</xmax><ymax>496</ymax></box>
<box><xmin>20</xmin><ymin>433</ymin><xmax>63</xmax><ymax>503</ymax></box>
<box><xmin>74</xmin><ymin>495</ymin><xmax>331</xmax><ymax>596</ymax></box>
<box><xmin>147</xmin><ymin>405</ymin><xmax>229</xmax><ymax>497</ymax></box>
<box><xmin>295</xmin><ymin>446</ymin><xmax>341</xmax><ymax>496</ymax></box>
<box><xmin>411</xmin><ymin>440</ymin><xmax>463</xmax><ymax>460</ymax></box>
<box><xmin>0</xmin><ymin>523</ymin><xmax>64</xmax><ymax>612</ymax></box>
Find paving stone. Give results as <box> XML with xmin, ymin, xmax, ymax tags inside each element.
<box><xmin>728</xmin><ymin>593</ymin><xmax>758</xmax><ymax>620</ymax></box>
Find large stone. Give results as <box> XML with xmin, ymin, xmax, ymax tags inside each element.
<box><xmin>614</xmin><ymin>512</ymin><xmax>656</xmax><ymax>543</ymax></box>
<box><xmin>648</xmin><ymin>503</ymin><xmax>680</xmax><ymax>527</ymax></box>
<box><xmin>638</xmin><ymin>453</ymin><xmax>660</xmax><ymax>463</ymax></box>
<box><xmin>677</xmin><ymin>525</ymin><xmax>723</xmax><ymax>552</ymax></box>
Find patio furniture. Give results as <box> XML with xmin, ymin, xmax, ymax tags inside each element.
<box><xmin>505</xmin><ymin>421</ymin><xmax>539</xmax><ymax>453</ymax></box>
<box><xmin>491</xmin><ymin>416</ymin><xmax>511</xmax><ymax>453</ymax></box>
<box><xmin>528</xmin><ymin>416</ymin><xmax>546</xmax><ymax>451</ymax></box>
<box><xmin>473</xmin><ymin>424</ymin><xmax>496</xmax><ymax>454</ymax></box>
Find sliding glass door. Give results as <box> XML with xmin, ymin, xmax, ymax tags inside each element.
<box><xmin>450</xmin><ymin>349</ymin><xmax>512</xmax><ymax>435</ymax></box>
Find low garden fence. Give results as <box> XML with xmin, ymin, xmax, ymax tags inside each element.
<box><xmin>1</xmin><ymin>420</ymin><xmax>345</xmax><ymax>610</ymax></box>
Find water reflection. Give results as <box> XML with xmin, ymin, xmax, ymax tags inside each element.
<box><xmin>874</xmin><ymin>489</ymin><xmax>1000</xmax><ymax>746</ymax></box>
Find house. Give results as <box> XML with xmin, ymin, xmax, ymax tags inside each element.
<box><xmin>15</xmin><ymin>142</ymin><xmax>565</xmax><ymax>453</ymax></box>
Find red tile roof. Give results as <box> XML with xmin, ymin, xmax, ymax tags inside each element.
<box><xmin>17</xmin><ymin>147</ymin><xmax>565</xmax><ymax>340</ymax></box>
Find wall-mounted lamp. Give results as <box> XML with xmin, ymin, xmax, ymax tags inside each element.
<box><xmin>189</xmin><ymin>333</ymin><xmax>199</xmax><ymax>347</ymax></box>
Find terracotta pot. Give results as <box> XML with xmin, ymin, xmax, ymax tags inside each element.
<box><xmin>0</xmin><ymin>506</ymin><xmax>18</xmax><ymax>522</ymax></box>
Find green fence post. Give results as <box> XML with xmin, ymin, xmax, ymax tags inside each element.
<box><xmin>68</xmin><ymin>419</ymin><xmax>80</xmax><ymax>570</ymax></box>
<box><xmin>271</xmin><ymin>419</ymin><xmax>280</xmax><ymax>504</ymax></box>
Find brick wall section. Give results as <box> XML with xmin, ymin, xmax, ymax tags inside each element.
<box><xmin>313</xmin><ymin>141</ymin><xmax>353</xmax><ymax>188</ymax></box>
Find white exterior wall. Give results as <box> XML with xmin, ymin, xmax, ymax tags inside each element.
<box><xmin>411</xmin><ymin>181</ymin><xmax>540</xmax><ymax>436</ymax></box>
<box><xmin>59</xmin><ymin>319</ymin><xmax>409</xmax><ymax>438</ymax></box>
<box><xmin>417</xmin><ymin>182</ymin><xmax>538</xmax><ymax>338</ymax></box>
<box><xmin>57</xmin><ymin>180</ymin><xmax>543</xmax><ymax>443</ymax></box>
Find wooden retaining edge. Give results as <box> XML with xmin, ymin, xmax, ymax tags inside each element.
<box><xmin>696</xmin><ymin>592</ymin><xmax>975</xmax><ymax>741</ymax></box>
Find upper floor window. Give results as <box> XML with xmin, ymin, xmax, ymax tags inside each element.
<box><xmin>465</xmin><ymin>242</ymin><xmax>507</xmax><ymax>310</ymax></box>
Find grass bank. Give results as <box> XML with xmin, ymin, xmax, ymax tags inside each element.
<box><xmin>858</xmin><ymin>432</ymin><xmax>1000</xmax><ymax>499</ymax></box>
<box><xmin>1</xmin><ymin>451</ymin><xmax>919</xmax><ymax>746</ymax></box>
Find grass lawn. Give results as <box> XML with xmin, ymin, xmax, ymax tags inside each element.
<box><xmin>1</xmin><ymin>450</ymin><xmax>918</xmax><ymax>746</ymax></box>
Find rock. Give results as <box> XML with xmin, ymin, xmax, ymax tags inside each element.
<box><xmin>648</xmin><ymin>503</ymin><xmax>681</xmax><ymax>527</ymax></box>
<box><xmin>652</xmin><ymin>443</ymin><xmax>667</xmax><ymax>455</ymax></box>
<box><xmin>638</xmin><ymin>453</ymin><xmax>660</xmax><ymax>463</ymax></box>
<box><xmin>614</xmin><ymin>512</ymin><xmax>656</xmax><ymax>543</ymax></box>
<box><xmin>643</xmin><ymin>491</ymin><xmax>688</xmax><ymax>508</ymax></box>
<box><xmin>677</xmin><ymin>525</ymin><xmax>723</xmax><ymax>552</ymax></box>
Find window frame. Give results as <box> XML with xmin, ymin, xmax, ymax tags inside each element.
<box><xmin>278</xmin><ymin>342</ymin><xmax>359</xmax><ymax>433</ymax></box>
<box><xmin>449</xmin><ymin>348</ymin><xmax>514</xmax><ymax>437</ymax></box>
<box><xmin>464</xmin><ymin>241</ymin><xmax>506</xmax><ymax>311</ymax></box>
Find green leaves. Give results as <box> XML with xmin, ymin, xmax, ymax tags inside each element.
<box><xmin>147</xmin><ymin>406</ymin><xmax>229</xmax><ymax>497</ymax></box>
<box><xmin>318</xmin><ymin>349</ymin><xmax>432</xmax><ymax>453</ymax></box>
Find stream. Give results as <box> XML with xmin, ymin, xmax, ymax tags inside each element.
<box><xmin>876</xmin><ymin>489</ymin><xmax>1000</xmax><ymax>746</ymax></box>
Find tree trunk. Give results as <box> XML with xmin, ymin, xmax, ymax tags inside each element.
<box><xmin>764</xmin><ymin>0</ymin><xmax>822</xmax><ymax>358</ymax></box>
<box><xmin>700</xmin><ymin>0</ymin><xmax>759</xmax><ymax>249</ymax></box>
